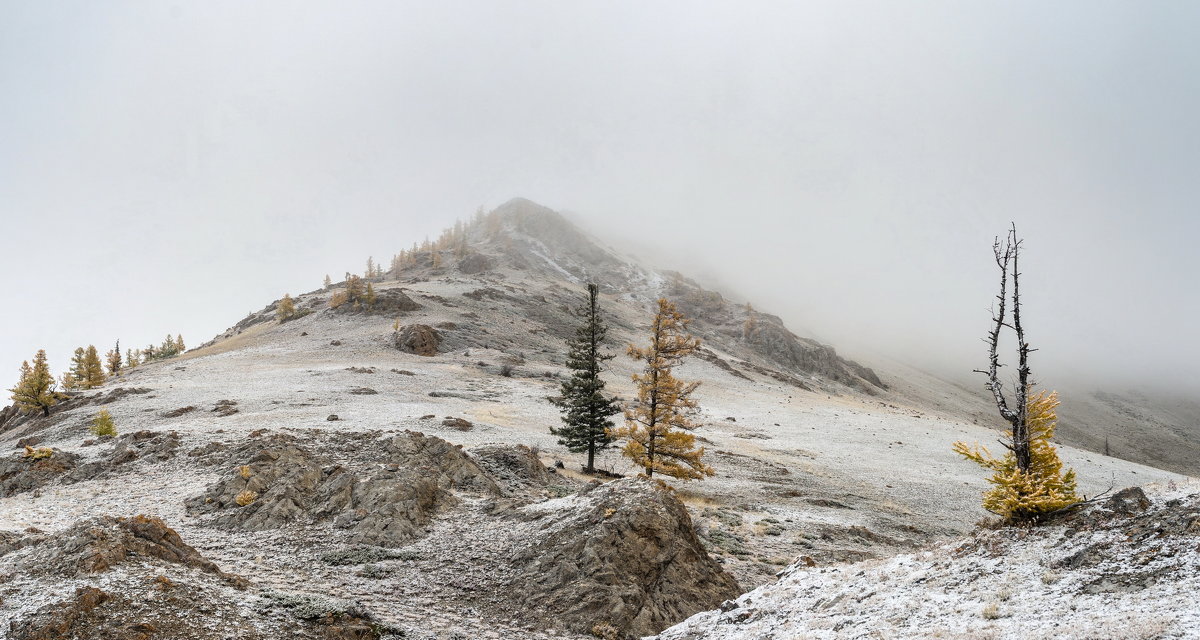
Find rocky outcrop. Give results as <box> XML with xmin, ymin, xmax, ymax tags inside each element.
<box><xmin>470</xmin><ymin>444</ymin><xmax>556</xmax><ymax>497</ymax></box>
<box><xmin>508</xmin><ymin>477</ymin><xmax>740</xmax><ymax>637</ymax></box>
<box><xmin>393</xmin><ymin>324</ymin><xmax>441</xmax><ymax>356</ymax></box>
<box><xmin>186</xmin><ymin>432</ymin><xmax>499</xmax><ymax>546</ymax></box>
<box><xmin>457</xmin><ymin>251</ymin><xmax>495</xmax><ymax>275</ymax></box>
<box><xmin>0</xmin><ymin>449</ymin><xmax>101</xmax><ymax>497</ymax></box>
<box><xmin>20</xmin><ymin>515</ymin><xmax>245</xmax><ymax>587</ymax></box>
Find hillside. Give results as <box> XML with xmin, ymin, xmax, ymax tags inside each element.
<box><xmin>0</xmin><ymin>198</ymin><xmax>1192</xmax><ymax>639</ymax></box>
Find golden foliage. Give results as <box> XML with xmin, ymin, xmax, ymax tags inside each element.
<box><xmin>238</xmin><ymin>465</ymin><xmax>252</xmax><ymax>479</ymax></box>
<box><xmin>953</xmin><ymin>390</ymin><xmax>1080</xmax><ymax>522</ymax></box>
<box><xmin>235</xmin><ymin>490</ymin><xmax>259</xmax><ymax>506</ymax></box>
<box><xmin>610</xmin><ymin>298</ymin><xmax>713</xmax><ymax>480</ymax></box>
<box><xmin>9</xmin><ymin>350</ymin><xmax>63</xmax><ymax>416</ymax></box>
<box><xmin>23</xmin><ymin>445</ymin><xmax>53</xmax><ymax>460</ymax></box>
<box><xmin>329</xmin><ymin>291</ymin><xmax>348</xmax><ymax>308</ymax></box>
<box><xmin>90</xmin><ymin>408</ymin><xmax>118</xmax><ymax>437</ymax></box>
<box><xmin>277</xmin><ymin>293</ymin><xmax>297</xmax><ymax>322</ymax></box>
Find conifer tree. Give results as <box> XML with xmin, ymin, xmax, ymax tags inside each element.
<box><xmin>551</xmin><ymin>284</ymin><xmax>621</xmax><ymax>473</ymax></box>
<box><xmin>612</xmin><ymin>298</ymin><xmax>713</xmax><ymax>480</ymax></box>
<box><xmin>125</xmin><ymin>348</ymin><xmax>140</xmax><ymax>369</ymax></box>
<box><xmin>9</xmin><ymin>350</ymin><xmax>63</xmax><ymax>416</ymax></box>
<box><xmin>954</xmin><ymin>225</ymin><xmax>1080</xmax><ymax>523</ymax></box>
<box><xmin>277</xmin><ymin>293</ymin><xmax>297</xmax><ymax>322</ymax></box>
<box><xmin>365</xmin><ymin>282</ymin><xmax>377</xmax><ymax>310</ymax></box>
<box><xmin>324</xmin><ymin>274</ymin><xmax>332</xmax><ymax>289</ymax></box>
<box><xmin>175</xmin><ymin>334</ymin><xmax>185</xmax><ymax>353</ymax></box>
<box><xmin>345</xmin><ymin>275</ymin><xmax>364</xmax><ymax>307</ymax></box>
<box><xmin>66</xmin><ymin>347</ymin><xmax>87</xmax><ymax>388</ymax></box>
<box><xmin>91</xmin><ymin>408</ymin><xmax>117</xmax><ymax>437</ymax></box>
<box><xmin>159</xmin><ymin>334</ymin><xmax>177</xmax><ymax>358</ymax></box>
<box><xmin>106</xmin><ymin>340</ymin><xmax>122</xmax><ymax>377</ymax></box>
<box><xmin>82</xmin><ymin>345</ymin><xmax>105</xmax><ymax>388</ymax></box>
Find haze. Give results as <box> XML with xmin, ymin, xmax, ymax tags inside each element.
<box><xmin>2</xmin><ymin>1</ymin><xmax>1197</xmax><ymax>397</ymax></box>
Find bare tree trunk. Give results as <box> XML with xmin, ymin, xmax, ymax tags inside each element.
<box><xmin>975</xmin><ymin>224</ymin><xmax>1033</xmax><ymax>473</ymax></box>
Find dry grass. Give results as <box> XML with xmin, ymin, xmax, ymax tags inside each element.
<box><xmin>235</xmin><ymin>490</ymin><xmax>259</xmax><ymax>507</ymax></box>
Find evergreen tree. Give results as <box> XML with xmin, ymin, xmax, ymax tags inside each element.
<box><xmin>551</xmin><ymin>284</ymin><xmax>621</xmax><ymax>473</ymax></box>
<box><xmin>106</xmin><ymin>340</ymin><xmax>122</xmax><ymax>377</ymax></box>
<box><xmin>82</xmin><ymin>345</ymin><xmax>105</xmax><ymax>388</ymax></box>
<box><xmin>366</xmin><ymin>256</ymin><xmax>376</xmax><ymax>280</ymax></box>
<box><xmin>612</xmin><ymin>298</ymin><xmax>713</xmax><ymax>480</ymax></box>
<box><xmin>125</xmin><ymin>348</ymin><xmax>140</xmax><ymax>369</ymax></box>
<box><xmin>159</xmin><ymin>334</ymin><xmax>177</xmax><ymax>358</ymax></box>
<box><xmin>277</xmin><ymin>293</ymin><xmax>297</xmax><ymax>322</ymax></box>
<box><xmin>9</xmin><ymin>350</ymin><xmax>63</xmax><ymax>416</ymax></box>
<box><xmin>345</xmin><ymin>275</ymin><xmax>364</xmax><ymax>307</ymax></box>
<box><xmin>175</xmin><ymin>334</ymin><xmax>185</xmax><ymax>353</ymax></box>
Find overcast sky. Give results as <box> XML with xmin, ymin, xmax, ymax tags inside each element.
<box><xmin>2</xmin><ymin>1</ymin><xmax>1198</xmax><ymax>396</ymax></box>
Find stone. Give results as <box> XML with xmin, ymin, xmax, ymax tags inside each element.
<box><xmin>394</xmin><ymin>324</ymin><xmax>441</xmax><ymax>357</ymax></box>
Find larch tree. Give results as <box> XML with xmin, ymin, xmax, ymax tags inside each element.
<box><xmin>953</xmin><ymin>225</ymin><xmax>1080</xmax><ymax>523</ymax></box>
<box><xmin>277</xmin><ymin>293</ymin><xmax>297</xmax><ymax>322</ymax></box>
<box><xmin>82</xmin><ymin>345</ymin><xmax>105</xmax><ymax>388</ymax></box>
<box><xmin>64</xmin><ymin>347</ymin><xmax>88</xmax><ymax>389</ymax></box>
<box><xmin>366</xmin><ymin>256</ymin><xmax>376</xmax><ymax>280</ymax></box>
<box><xmin>365</xmin><ymin>282</ymin><xmax>377</xmax><ymax>310</ymax></box>
<box><xmin>125</xmin><ymin>348</ymin><xmax>141</xmax><ymax>369</ymax></box>
<box><xmin>9</xmin><ymin>350</ymin><xmax>63</xmax><ymax>416</ymax></box>
<box><xmin>106</xmin><ymin>340</ymin><xmax>122</xmax><ymax>377</ymax></box>
<box><xmin>175</xmin><ymin>334</ymin><xmax>185</xmax><ymax>353</ymax></box>
<box><xmin>551</xmin><ymin>283</ymin><xmax>621</xmax><ymax>473</ymax></box>
<box><xmin>612</xmin><ymin>298</ymin><xmax>713</xmax><ymax>480</ymax></box>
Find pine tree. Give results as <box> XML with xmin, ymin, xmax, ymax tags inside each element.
<box><xmin>159</xmin><ymin>334</ymin><xmax>177</xmax><ymax>358</ymax></box>
<box><xmin>82</xmin><ymin>345</ymin><xmax>105</xmax><ymax>388</ymax></box>
<box><xmin>612</xmin><ymin>298</ymin><xmax>713</xmax><ymax>480</ymax></box>
<box><xmin>9</xmin><ymin>350</ymin><xmax>63</xmax><ymax>416</ymax></box>
<box><xmin>125</xmin><ymin>348</ymin><xmax>140</xmax><ymax>369</ymax></box>
<box><xmin>277</xmin><ymin>293</ymin><xmax>297</xmax><ymax>322</ymax></box>
<box><xmin>551</xmin><ymin>284</ymin><xmax>621</xmax><ymax>473</ymax></box>
<box><xmin>106</xmin><ymin>340</ymin><xmax>122</xmax><ymax>377</ymax></box>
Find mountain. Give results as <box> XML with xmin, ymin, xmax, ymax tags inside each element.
<box><xmin>0</xmin><ymin>198</ymin><xmax>1191</xmax><ymax>639</ymax></box>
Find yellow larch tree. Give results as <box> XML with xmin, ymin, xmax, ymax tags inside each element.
<box><xmin>612</xmin><ymin>298</ymin><xmax>713</xmax><ymax>480</ymax></box>
<box><xmin>9</xmin><ymin>350</ymin><xmax>64</xmax><ymax>417</ymax></box>
<box><xmin>954</xmin><ymin>390</ymin><xmax>1079</xmax><ymax>522</ymax></box>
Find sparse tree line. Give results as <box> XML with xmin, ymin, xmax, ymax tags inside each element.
<box><xmin>8</xmin><ymin>333</ymin><xmax>186</xmax><ymax>419</ymax></box>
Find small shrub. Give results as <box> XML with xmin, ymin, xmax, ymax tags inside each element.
<box><xmin>235</xmin><ymin>490</ymin><xmax>259</xmax><ymax>506</ymax></box>
<box><xmin>982</xmin><ymin>602</ymin><xmax>1002</xmax><ymax>620</ymax></box>
<box><xmin>499</xmin><ymin>364</ymin><xmax>514</xmax><ymax>377</ymax></box>
<box><xmin>23</xmin><ymin>446</ymin><xmax>53</xmax><ymax>460</ymax></box>
<box><xmin>591</xmin><ymin>622</ymin><xmax>621</xmax><ymax>640</ymax></box>
<box><xmin>239</xmin><ymin>465</ymin><xmax>252</xmax><ymax>479</ymax></box>
<box><xmin>329</xmin><ymin>291</ymin><xmax>348</xmax><ymax>308</ymax></box>
<box><xmin>90</xmin><ymin>409</ymin><xmax>117</xmax><ymax>437</ymax></box>
<box><xmin>1041</xmin><ymin>570</ymin><xmax>1060</xmax><ymax>585</ymax></box>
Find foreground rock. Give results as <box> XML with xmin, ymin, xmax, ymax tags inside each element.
<box><xmin>509</xmin><ymin>477</ymin><xmax>741</xmax><ymax>638</ymax></box>
<box><xmin>4</xmin><ymin>515</ymin><xmax>398</xmax><ymax>640</ymax></box>
<box><xmin>186</xmin><ymin>431</ymin><xmax>499</xmax><ymax>545</ymax></box>
<box><xmin>655</xmin><ymin>486</ymin><xmax>1200</xmax><ymax>639</ymax></box>
<box><xmin>393</xmin><ymin>323</ymin><xmax>442</xmax><ymax>356</ymax></box>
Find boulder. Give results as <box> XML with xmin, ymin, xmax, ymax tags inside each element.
<box><xmin>393</xmin><ymin>324</ymin><xmax>441</xmax><ymax>357</ymax></box>
<box><xmin>507</xmin><ymin>477</ymin><xmax>740</xmax><ymax>637</ymax></box>
<box><xmin>457</xmin><ymin>252</ymin><xmax>495</xmax><ymax>275</ymax></box>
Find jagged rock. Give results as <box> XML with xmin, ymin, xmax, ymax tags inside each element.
<box><xmin>186</xmin><ymin>432</ymin><xmax>499</xmax><ymax>546</ymax></box>
<box><xmin>507</xmin><ymin>477</ymin><xmax>740</xmax><ymax>637</ymax></box>
<box><xmin>109</xmin><ymin>430</ymin><xmax>181</xmax><ymax>465</ymax></box>
<box><xmin>441</xmin><ymin>416</ymin><xmax>473</xmax><ymax>431</ymax></box>
<box><xmin>393</xmin><ymin>324</ymin><xmax>441</xmax><ymax>356</ymax></box>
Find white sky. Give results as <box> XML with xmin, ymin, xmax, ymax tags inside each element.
<box><xmin>2</xmin><ymin>1</ymin><xmax>1198</xmax><ymax>395</ymax></box>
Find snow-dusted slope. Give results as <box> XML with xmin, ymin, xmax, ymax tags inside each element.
<box><xmin>655</xmin><ymin>483</ymin><xmax>1200</xmax><ymax>640</ymax></box>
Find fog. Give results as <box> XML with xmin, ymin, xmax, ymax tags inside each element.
<box><xmin>2</xmin><ymin>1</ymin><xmax>1198</xmax><ymax>397</ymax></box>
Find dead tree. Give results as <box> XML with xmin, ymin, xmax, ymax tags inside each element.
<box><xmin>974</xmin><ymin>224</ymin><xmax>1035</xmax><ymax>473</ymax></box>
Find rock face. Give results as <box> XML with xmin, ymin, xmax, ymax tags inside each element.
<box><xmin>21</xmin><ymin>515</ymin><xmax>245</xmax><ymax>587</ymax></box>
<box><xmin>508</xmin><ymin>477</ymin><xmax>740</xmax><ymax>637</ymax></box>
<box><xmin>393</xmin><ymin>324</ymin><xmax>441</xmax><ymax>356</ymax></box>
<box><xmin>470</xmin><ymin>444</ymin><xmax>555</xmax><ymax>497</ymax></box>
<box><xmin>0</xmin><ymin>449</ymin><xmax>100</xmax><ymax>497</ymax></box>
<box><xmin>186</xmin><ymin>432</ymin><xmax>499</xmax><ymax>546</ymax></box>
<box><xmin>457</xmin><ymin>251</ymin><xmax>495</xmax><ymax>274</ymax></box>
